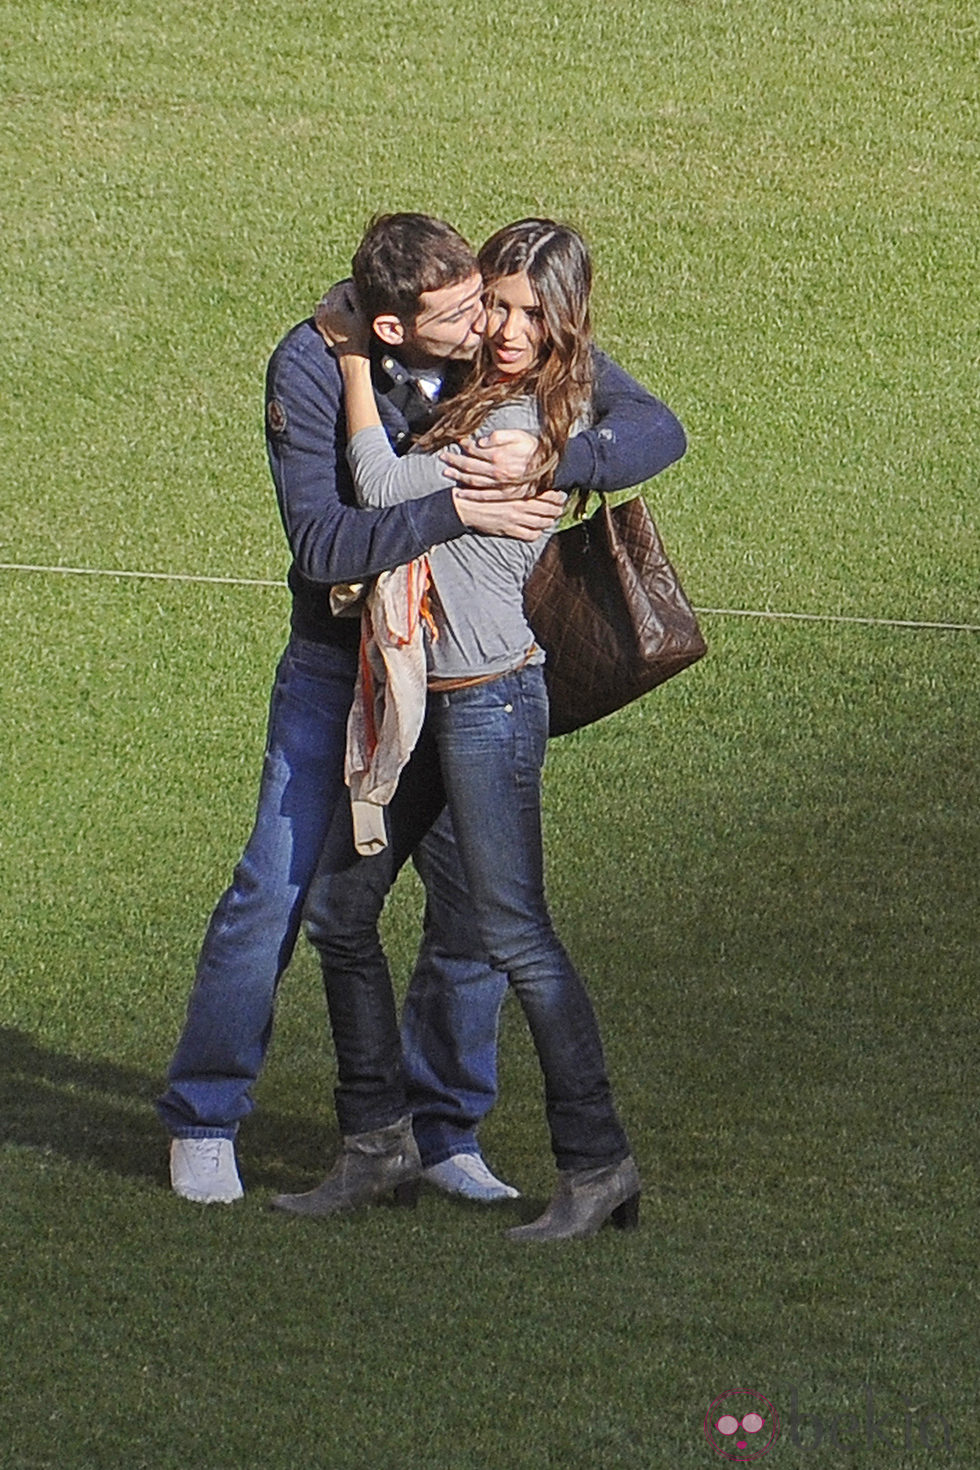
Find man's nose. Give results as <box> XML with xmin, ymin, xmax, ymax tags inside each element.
<box><xmin>472</xmin><ymin>303</ymin><xmax>488</xmax><ymax>334</ymax></box>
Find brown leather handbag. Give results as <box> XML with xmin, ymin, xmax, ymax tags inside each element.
<box><xmin>524</xmin><ymin>493</ymin><xmax>707</xmax><ymax>736</ymax></box>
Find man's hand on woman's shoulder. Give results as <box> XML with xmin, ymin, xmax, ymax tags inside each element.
<box><xmin>440</xmin><ymin>429</ymin><xmax>539</xmax><ymax>495</ymax></box>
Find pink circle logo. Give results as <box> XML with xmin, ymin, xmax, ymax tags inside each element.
<box><xmin>704</xmin><ymin>1390</ymin><xmax>780</xmax><ymax>1461</ymax></box>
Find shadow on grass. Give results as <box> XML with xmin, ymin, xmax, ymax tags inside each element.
<box><xmin>0</xmin><ymin>1026</ymin><xmax>330</xmax><ymax>1193</ymax></box>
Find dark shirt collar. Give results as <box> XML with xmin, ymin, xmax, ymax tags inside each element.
<box><xmin>371</xmin><ymin>345</ymin><xmax>469</xmax><ymax>435</ymax></box>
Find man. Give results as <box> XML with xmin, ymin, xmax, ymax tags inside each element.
<box><xmin>156</xmin><ymin>213</ymin><xmax>685</xmax><ymax>1205</ymax></box>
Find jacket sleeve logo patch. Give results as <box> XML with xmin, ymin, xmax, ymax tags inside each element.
<box><xmin>267</xmin><ymin>398</ymin><xmax>287</xmax><ymax>434</ymax></box>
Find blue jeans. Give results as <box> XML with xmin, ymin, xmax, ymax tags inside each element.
<box><xmin>155</xmin><ymin>636</ymin><xmax>505</xmax><ymax>1158</ymax></box>
<box><xmin>402</xmin><ymin>828</ymin><xmax>508</xmax><ymax>1166</ymax></box>
<box><xmin>304</xmin><ymin>665</ymin><xmax>630</xmax><ymax>1172</ymax></box>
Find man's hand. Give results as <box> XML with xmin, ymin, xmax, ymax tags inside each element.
<box><xmin>314</xmin><ymin>279</ymin><xmax>371</xmax><ymax>357</ymax></box>
<box><xmin>440</xmin><ymin>428</ymin><xmax>539</xmax><ymax>495</ymax></box>
<box><xmin>453</xmin><ymin>488</ymin><xmax>565</xmax><ymax>541</ymax></box>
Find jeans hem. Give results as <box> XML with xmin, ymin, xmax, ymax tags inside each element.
<box><xmin>165</xmin><ymin>1124</ymin><xmax>239</xmax><ymax>1141</ymax></box>
<box><xmin>417</xmin><ymin>1142</ymin><xmax>481</xmax><ymax>1170</ymax></box>
<box><xmin>554</xmin><ymin>1145</ymin><xmax>632</xmax><ymax>1173</ymax></box>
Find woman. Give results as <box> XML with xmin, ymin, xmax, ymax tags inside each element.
<box><xmin>275</xmin><ymin>220</ymin><xmax>639</xmax><ymax>1242</ymax></box>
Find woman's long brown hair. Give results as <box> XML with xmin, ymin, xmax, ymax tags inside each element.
<box><xmin>415</xmin><ymin>219</ymin><xmax>595</xmax><ymax>489</ymax></box>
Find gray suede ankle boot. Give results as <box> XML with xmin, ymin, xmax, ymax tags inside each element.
<box><xmin>505</xmin><ymin>1156</ymin><xmax>640</xmax><ymax>1243</ymax></box>
<box><xmin>271</xmin><ymin>1115</ymin><xmax>421</xmax><ymax>1218</ymax></box>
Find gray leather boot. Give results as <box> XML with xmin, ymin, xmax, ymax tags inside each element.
<box><xmin>271</xmin><ymin>1115</ymin><xmax>421</xmax><ymax>1218</ymax></box>
<box><xmin>505</xmin><ymin>1156</ymin><xmax>640</xmax><ymax>1243</ymax></box>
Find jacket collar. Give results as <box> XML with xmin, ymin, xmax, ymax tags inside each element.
<box><xmin>371</xmin><ymin>345</ymin><xmax>469</xmax><ymax>435</ymax></box>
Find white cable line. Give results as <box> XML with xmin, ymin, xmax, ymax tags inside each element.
<box><xmin>1</xmin><ymin>561</ymin><xmax>978</xmax><ymax>633</ymax></box>
<box><xmin>0</xmin><ymin>562</ymin><xmax>285</xmax><ymax>589</ymax></box>
<box><xmin>693</xmin><ymin>606</ymin><xmax>980</xmax><ymax>633</ymax></box>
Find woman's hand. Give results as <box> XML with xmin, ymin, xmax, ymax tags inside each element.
<box><xmin>316</xmin><ymin>281</ymin><xmax>378</xmax><ymax>436</ymax></box>
<box><xmin>315</xmin><ymin>279</ymin><xmax>372</xmax><ymax>358</ymax></box>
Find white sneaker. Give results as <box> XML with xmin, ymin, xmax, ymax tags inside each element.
<box><xmin>423</xmin><ymin>1152</ymin><xmax>520</xmax><ymax>1203</ymax></box>
<box><xmin>170</xmin><ymin>1137</ymin><xmax>244</xmax><ymax>1204</ymax></box>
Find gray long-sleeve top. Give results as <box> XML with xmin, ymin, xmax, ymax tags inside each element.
<box><xmin>346</xmin><ymin>399</ymin><xmax>548</xmax><ymax>680</ymax></box>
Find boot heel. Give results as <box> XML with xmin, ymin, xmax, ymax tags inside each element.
<box><xmin>610</xmin><ymin>1191</ymin><xmax>640</xmax><ymax>1230</ymax></box>
<box><xmin>392</xmin><ymin>1178</ymin><xmax>420</xmax><ymax>1208</ymax></box>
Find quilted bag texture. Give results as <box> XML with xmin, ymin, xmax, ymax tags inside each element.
<box><xmin>524</xmin><ymin>495</ymin><xmax>706</xmax><ymax>735</ymax></box>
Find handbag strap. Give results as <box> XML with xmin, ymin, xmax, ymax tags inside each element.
<box><xmin>568</xmin><ymin>486</ymin><xmax>595</xmax><ymax>520</ymax></box>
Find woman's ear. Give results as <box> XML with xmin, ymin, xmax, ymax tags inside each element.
<box><xmin>372</xmin><ymin>314</ymin><xmax>406</xmax><ymax>347</ymax></box>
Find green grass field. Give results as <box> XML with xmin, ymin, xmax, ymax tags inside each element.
<box><xmin>2</xmin><ymin>2</ymin><xmax>977</xmax><ymax>1466</ymax></box>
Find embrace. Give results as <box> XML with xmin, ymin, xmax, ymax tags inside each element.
<box><xmin>157</xmin><ymin>213</ymin><xmax>687</xmax><ymax>1242</ymax></box>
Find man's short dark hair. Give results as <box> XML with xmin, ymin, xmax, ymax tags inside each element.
<box><xmin>352</xmin><ymin>213</ymin><xmax>478</xmax><ymax>324</ymax></box>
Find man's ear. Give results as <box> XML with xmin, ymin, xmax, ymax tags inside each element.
<box><xmin>372</xmin><ymin>313</ymin><xmax>406</xmax><ymax>347</ymax></box>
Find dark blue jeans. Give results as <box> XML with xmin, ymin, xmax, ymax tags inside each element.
<box><xmin>156</xmin><ymin>636</ymin><xmax>505</xmax><ymax>1159</ymax></box>
<box><xmin>304</xmin><ymin>664</ymin><xmax>630</xmax><ymax>1172</ymax></box>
